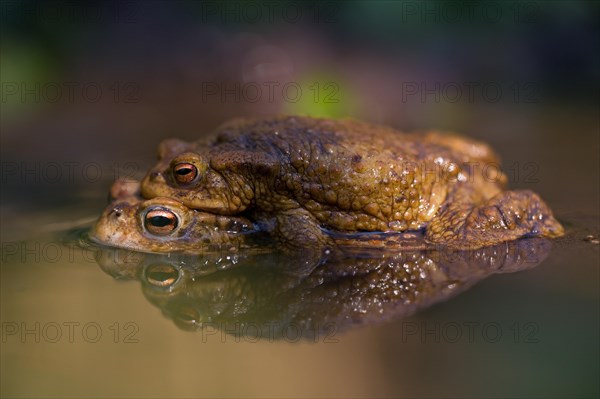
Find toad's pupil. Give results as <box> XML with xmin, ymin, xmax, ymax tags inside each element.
<box><xmin>149</xmin><ymin>216</ymin><xmax>173</xmax><ymax>227</ymax></box>
<box><xmin>145</xmin><ymin>264</ymin><xmax>180</xmax><ymax>287</ymax></box>
<box><xmin>173</xmin><ymin>163</ymin><xmax>198</xmax><ymax>184</ymax></box>
<box><xmin>176</xmin><ymin>168</ymin><xmax>192</xmax><ymax>175</ymax></box>
<box><xmin>144</xmin><ymin>209</ymin><xmax>178</xmax><ymax>235</ymax></box>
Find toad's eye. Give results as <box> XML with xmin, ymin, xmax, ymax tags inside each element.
<box><xmin>173</xmin><ymin>163</ymin><xmax>198</xmax><ymax>185</ymax></box>
<box><xmin>144</xmin><ymin>263</ymin><xmax>181</xmax><ymax>288</ymax></box>
<box><xmin>144</xmin><ymin>208</ymin><xmax>178</xmax><ymax>236</ymax></box>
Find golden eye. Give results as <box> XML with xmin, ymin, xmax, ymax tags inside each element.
<box><xmin>173</xmin><ymin>162</ymin><xmax>198</xmax><ymax>185</ymax></box>
<box><xmin>144</xmin><ymin>208</ymin><xmax>178</xmax><ymax>236</ymax></box>
<box><xmin>144</xmin><ymin>263</ymin><xmax>180</xmax><ymax>288</ymax></box>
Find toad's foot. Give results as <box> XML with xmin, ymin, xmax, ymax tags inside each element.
<box><xmin>425</xmin><ymin>190</ymin><xmax>564</xmax><ymax>249</ymax></box>
<box><xmin>268</xmin><ymin>208</ymin><xmax>335</xmax><ymax>269</ymax></box>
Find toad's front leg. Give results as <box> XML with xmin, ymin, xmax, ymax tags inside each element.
<box><xmin>271</xmin><ymin>207</ymin><xmax>333</xmax><ymax>248</ymax></box>
<box><xmin>247</xmin><ymin>206</ymin><xmax>336</xmax><ymax>273</ymax></box>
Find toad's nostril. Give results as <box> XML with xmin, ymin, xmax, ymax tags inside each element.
<box><xmin>109</xmin><ymin>207</ymin><xmax>123</xmax><ymax>218</ymax></box>
<box><xmin>148</xmin><ymin>171</ymin><xmax>167</xmax><ymax>185</ymax></box>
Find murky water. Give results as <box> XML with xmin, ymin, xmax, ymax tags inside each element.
<box><xmin>1</xmin><ymin>212</ymin><xmax>597</xmax><ymax>398</ymax></box>
<box><xmin>2</xmin><ymin>112</ymin><xmax>598</xmax><ymax>397</ymax></box>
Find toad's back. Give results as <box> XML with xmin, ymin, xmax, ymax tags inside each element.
<box><xmin>205</xmin><ymin>116</ymin><xmax>502</xmax><ymax>231</ymax></box>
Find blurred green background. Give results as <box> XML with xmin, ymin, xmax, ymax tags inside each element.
<box><xmin>1</xmin><ymin>1</ymin><xmax>599</xmax><ymax>398</ymax></box>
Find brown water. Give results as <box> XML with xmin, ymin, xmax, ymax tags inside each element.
<box><xmin>1</xmin><ymin>215</ymin><xmax>597</xmax><ymax>398</ymax></box>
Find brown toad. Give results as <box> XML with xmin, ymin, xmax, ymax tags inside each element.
<box><xmin>90</xmin><ymin>181</ymin><xmax>423</xmax><ymax>262</ymax></box>
<box><xmin>89</xmin><ymin>178</ymin><xmax>264</xmax><ymax>254</ymax></box>
<box><xmin>140</xmin><ymin>116</ymin><xmax>563</xmax><ymax>249</ymax></box>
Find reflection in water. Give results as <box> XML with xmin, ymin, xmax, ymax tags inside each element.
<box><xmin>87</xmin><ymin>234</ymin><xmax>552</xmax><ymax>341</ymax></box>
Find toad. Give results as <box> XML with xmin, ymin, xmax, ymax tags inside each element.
<box><xmin>91</xmin><ymin>185</ymin><xmax>426</xmax><ymax>262</ymax></box>
<box><xmin>139</xmin><ymin>116</ymin><xmax>563</xmax><ymax>249</ymax></box>
<box><xmin>89</xmin><ymin>178</ymin><xmax>267</xmax><ymax>255</ymax></box>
